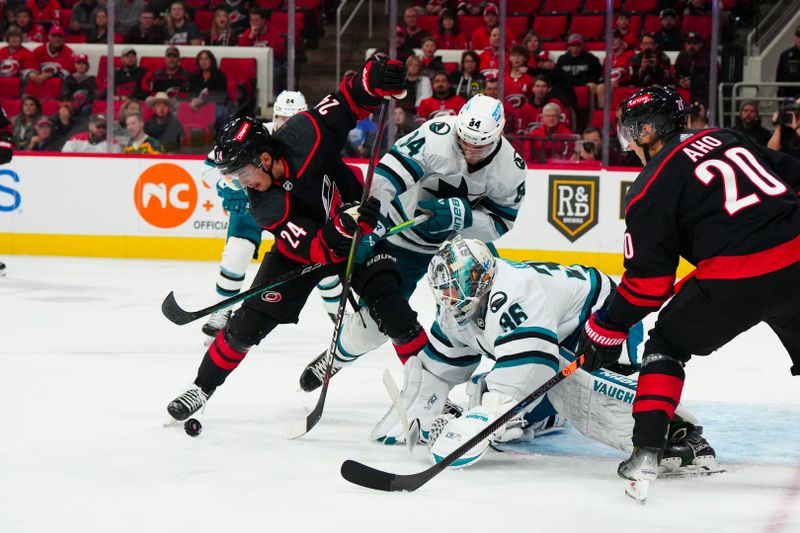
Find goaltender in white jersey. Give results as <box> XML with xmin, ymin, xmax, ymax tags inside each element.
<box><xmin>298</xmin><ymin>95</ymin><xmax>528</xmax><ymax>392</ymax></box>
<box><xmin>373</xmin><ymin>237</ymin><xmax>723</xmax><ymax>477</ymax></box>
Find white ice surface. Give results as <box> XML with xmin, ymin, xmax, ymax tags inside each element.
<box><xmin>1</xmin><ymin>256</ymin><xmax>799</xmax><ymax>533</ymax></box>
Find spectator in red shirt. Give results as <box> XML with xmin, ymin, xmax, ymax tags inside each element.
<box><xmin>143</xmin><ymin>46</ymin><xmax>190</xmax><ymax>100</ymax></box>
<box><xmin>522</xmin><ymin>31</ymin><xmax>543</xmax><ymax>70</ymax></box>
<box><xmin>15</xmin><ymin>6</ymin><xmax>45</xmax><ymax>42</ymax></box>
<box><xmin>504</xmin><ymin>45</ymin><xmax>534</xmax><ymax>109</ymax></box>
<box><xmin>416</xmin><ymin>71</ymin><xmax>467</xmax><ymax>122</ymax></box>
<box><xmin>595</xmin><ymin>30</ymin><xmax>635</xmax><ymax>108</ymax></box>
<box><xmin>434</xmin><ymin>8</ymin><xmax>466</xmax><ymax>50</ymax></box>
<box><xmin>238</xmin><ymin>7</ymin><xmax>285</xmax><ymax>61</ymax></box>
<box><xmin>478</xmin><ymin>26</ymin><xmax>502</xmax><ymax>78</ymax></box>
<box><xmin>0</xmin><ymin>26</ymin><xmax>35</xmax><ymax>79</ymax></box>
<box><xmin>26</xmin><ymin>0</ymin><xmax>60</xmax><ymax>30</ymax></box>
<box><xmin>28</xmin><ymin>26</ymin><xmax>74</xmax><ymax>86</ymax></box>
<box><xmin>204</xmin><ymin>7</ymin><xmax>238</xmax><ymax>46</ymax></box>
<box><xmin>420</xmin><ymin>37</ymin><xmax>445</xmax><ymax>79</ymax></box>
<box><xmin>525</xmin><ymin>102</ymin><xmax>574</xmax><ymax>163</ymax></box>
<box><xmin>470</xmin><ymin>3</ymin><xmax>496</xmax><ymax>50</ymax></box>
<box><xmin>164</xmin><ymin>0</ymin><xmax>203</xmax><ymax>45</ymax></box>
<box><xmin>61</xmin><ymin>53</ymin><xmax>96</xmax><ymax>114</ymax></box>
<box><xmin>615</xmin><ymin>13</ymin><xmax>639</xmax><ymax>51</ymax></box>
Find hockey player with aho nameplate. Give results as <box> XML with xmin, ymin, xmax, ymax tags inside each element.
<box><xmin>298</xmin><ymin>94</ymin><xmax>528</xmax><ymax>392</ymax></box>
<box><xmin>372</xmin><ymin>236</ymin><xmax>722</xmax><ymax>481</ymax></box>
<box><xmin>576</xmin><ymin>86</ymin><xmax>800</xmax><ymax>503</ymax></box>
<box><xmin>201</xmin><ymin>90</ymin><xmax>344</xmax><ymax>345</ymax></box>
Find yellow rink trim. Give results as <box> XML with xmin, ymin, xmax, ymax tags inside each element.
<box><xmin>0</xmin><ymin>233</ymin><xmax>696</xmax><ymax>277</ymax></box>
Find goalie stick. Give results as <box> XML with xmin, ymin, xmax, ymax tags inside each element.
<box><xmin>340</xmin><ymin>355</ymin><xmax>584</xmax><ymax>492</ymax></box>
<box><xmin>285</xmin><ymin>99</ymin><xmax>390</xmax><ymax>439</ymax></box>
<box><xmin>160</xmin><ymin>213</ymin><xmax>430</xmax><ymax>326</ymax></box>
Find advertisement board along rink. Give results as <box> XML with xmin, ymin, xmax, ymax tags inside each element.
<box><xmin>0</xmin><ymin>154</ymin><xmax>698</xmax><ymax>275</ymax></box>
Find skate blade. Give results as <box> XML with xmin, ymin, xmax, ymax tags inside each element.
<box><xmin>625</xmin><ymin>479</ymin><xmax>650</xmax><ymax>504</ymax></box>
<box><xmin>658</xmin><ymin>465</ymin><xmax>726</xmax><ymax>479</ymax></box>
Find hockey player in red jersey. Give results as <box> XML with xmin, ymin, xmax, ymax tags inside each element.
<box><xmin>0</xmin><ymin>105</ymin><xmax>12</xmax><ymax>276</ymax></box>
<box><xmin>166</xmin><ymin>56</ymin><xmax>429</xmax><ymax>422</ymax></box>
<box><xmin>576</xmin><ymin>86</ymin><xmax>800</xmax><ymax>502</ymax></box>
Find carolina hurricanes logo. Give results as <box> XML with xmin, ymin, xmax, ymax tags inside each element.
<box><xmin>505</xmin><ymin>93</ymin><xmax>525</xmax><ymax>109</ymax></box>
<box><xmin>234</xmin><ymin>122</ymin><xmax>251</xmax><ymax>142</ymax></box>
<box><xmin>321</xmin><ymin>175</ymin><xmax>343</xmax><ymax>220</ymax></box>
<box><xmin>261</xmin><ymin>291</ymin><xmax>282</xmax><ymax>302</ymax></box>
<box><xmin>627</xmin><ymin>94</ymin><xmax>651</xmax><ymax>108</ymax></box>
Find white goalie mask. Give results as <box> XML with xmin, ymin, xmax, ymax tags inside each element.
<box><xmin>427</xmin><ymin>236</ymin><xmax>496</xmax><ymax>326</ymax></box>
<box><xmin>273</xmin><ymin>90</ymin><xmax>308</xmax><ymax>119</ymax></box>
<box><xmin>455</xmin><ymin>94</ymin><xmax>505</xmax><ymax>163</ymax></box>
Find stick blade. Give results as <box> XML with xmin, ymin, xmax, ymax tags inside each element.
<box><xmin>340</xmin><ymin>460</ymin><xmax>399</xmax><ymax>492</ymax></box>
<box><xmin>161</xmin><ymin>291</ymin><xmax>197</xmax><ymax>325</ymax></box>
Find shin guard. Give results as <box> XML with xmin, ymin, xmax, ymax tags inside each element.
<box><xmin>631</xmin><ymin>353</ymin><xmax>685</xmax><ymax>449</ymax></box>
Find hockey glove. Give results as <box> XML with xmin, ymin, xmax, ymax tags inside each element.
<box><xmin>354</xmin><ymin>215</ymin><xmax>388</xmax><ymax>263</ymax></box>
<box><xmin>216</xmin><ymin>180</ymin><xmax>249</xmax><ymax>214</ymax></box>
<box><xmin>361</xmin><ymin>54</ymin><xmax>407</xmax><ymax>99</ymax></box>
<box><xmin>414</xmin><ymin>197</ymin><xmax>473</xmax><ymax>242</ymax></box>
<box><xmin>577</xmin><ymin>311</ymin><xmax>629</xmax><ymax>372</ymax></box>
<box><xmin>0</xmin><ymin>140</ymin><xmax>13</xmax><ymax>165</ymax></box>
<box><xmin>322</xmin><ymin>197</ymin><xmax>381</xmax><ymax>258</ymax></box>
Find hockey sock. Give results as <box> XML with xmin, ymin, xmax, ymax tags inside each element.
<box><xmin>631</xmin><ymin>353</ymin><xmax>685</xmax><ymax>449</ymax></box>
<box><xmin>196</xmin><ymin>330</ymin><xmax>251</xmax><ymax>392</ymax></box>
<box><xmin>391</xmin><ymin>324</ymin><xmax>429</xmax><ymax>364</ymax></box>
<box><xmin>216</xmin><ymin>237</ymin><xmax>256</xmax><ymax>297</ymax></box>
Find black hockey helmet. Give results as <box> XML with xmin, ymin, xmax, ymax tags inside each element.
<box><xmin>617</xmin><ymin>86</ymin><xmax>686</xmax><ymax>156</ymax></box>
<box><xmin>213</xmin><ymin>116</ymin><xmax>274</xmax><ymax>175</ymax></box>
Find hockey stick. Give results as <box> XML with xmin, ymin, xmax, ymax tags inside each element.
<box><xmin>382</xmin><ymin>369</ymin><xmax>417</xmax><ymax>454</ymax></box>
<box><xmin>160</xmin><ymin>213</ymin><xmax>430</xmax><ymax>326</ymax></box>
<box><xmin>286</xmin><ymin>100</ymin><xmax>391</xmax><ymax>439</ymax></box>
<box><xmin>340</xmin><ymin>355</ymin><xmax>584</xmax><ymax>492</ymax></box>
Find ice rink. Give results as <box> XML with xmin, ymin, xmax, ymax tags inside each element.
<box><xmin>1</xmin><ymin>255</ymin><xmax>798</xmax><ymax>533</ymax></box>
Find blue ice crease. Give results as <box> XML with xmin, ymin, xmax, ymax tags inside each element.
<box><xmin>497</xmin><ymin>402</ymin><xmax>800</xmax><ymax>466</ymax></box>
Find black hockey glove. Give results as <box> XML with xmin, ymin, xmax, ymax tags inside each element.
<box><xmin>322</xmin><ymin>197</ymin><xmax>381</xmax><ymax>257</ymax></box>
<box><xmin>0</xmin><ymin>140</ymin><xmax>13</xmax><ymax>165</ymax></box>
<box><xmin>361</xmin><ymin>54</ymin><xmax>406</xmax><ymax>99</ymax></box>
<box><xmin>576</xmin><ymin>311</ymin><xmax>629</xmax><ymax>372</ymax></box>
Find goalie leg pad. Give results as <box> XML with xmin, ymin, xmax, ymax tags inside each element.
<box><xmin>428</xmin><ymin>391</ymin><xmax>515</xmax><ymax>468</ymax></box>
<box><xmin>217</xmin><ymin>237</ymin><xmax>257</xmax><ymax>297</ymax></box>
<box><xmin>371</xmin><ymin>356</ymin><xmax>451</xmax><ymax>444</ymax></box>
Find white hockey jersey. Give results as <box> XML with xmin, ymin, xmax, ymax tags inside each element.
<box><xmin>372</xmin><ymin>116</ymin><xmax>528</xmax><ymax>254</ymax></box>
<box><xmin>420</xmin><ymin>259</ymin><xmax>614</xmax><ymax>402</ymax></box>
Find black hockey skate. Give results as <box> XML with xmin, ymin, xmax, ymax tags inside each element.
<box><xmin>660</xmin><ymin>421</ymin><xmax>724</xmax><ymax>477</ymax></box>
<box><xmin>202</xmin><ymin>309</ymin><xmax>231</xmax><ymax>338</ymax></box>
<box><xmin>618</xmin><ymin>446</ymin><xmax>661</xmax><ymax>504</ymax></box>
<box><xmin>299</xmin><ymin>349</ymin><xmax>344</xmax><ymax>392</ymax></box>
<box><xmin>167</xmin><ymin>385</ymin><xmax>214</xmax><ymax>421</ymax></box>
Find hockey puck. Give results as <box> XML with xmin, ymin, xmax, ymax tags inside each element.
<box><xmin>184</xmin><ymin>418</ymin><xmax>202</xmax><ymax>437</ymax></box>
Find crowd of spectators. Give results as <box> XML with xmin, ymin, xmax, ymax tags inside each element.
<box><xmin>381</xmin><ymin>0</ymin><xmax>749</xmax><ymax>164</ymax></box>
<box><xmin>0</xmin><ymin>0</ymin><xmax>310</xmax><ymax>153</ymax></box>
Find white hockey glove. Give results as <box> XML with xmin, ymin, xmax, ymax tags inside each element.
<box><xmin>371</xmin><ymin>356</ymin><xmax>451</xmax><ymax>445</ymax></box>
<box><xmin>466</xmin><ymin>374</ymin><xmax>535</xmax><ymax>444</ymax></box>
<box><xmin>428</xmin><ymin>390</ymin><xmax>516</xmax><ymax>468</ymax></box>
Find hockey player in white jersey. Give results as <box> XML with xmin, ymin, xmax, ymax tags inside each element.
<box><xmin>201</xmin><ymin>90</ymin><xmax>343</xmax><ymax>343</ymax></box>
<box><xmin>299</xmin><ymin>94</ymin><xmax>528</xmax><ymax>391</ymax></box>
<box><xmin>372</xmin><ymin>236</ymin><xmax>722</xmax><ymax>478</ymax></box>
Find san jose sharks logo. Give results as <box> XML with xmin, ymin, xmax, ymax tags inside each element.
<box><xmin>423</xmin><ymin>176</ymin><xmax>482</xmax><ymax>201</ymax></box>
